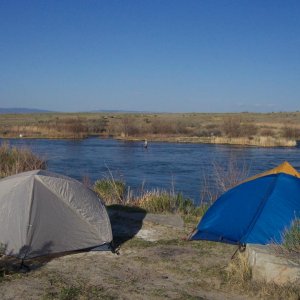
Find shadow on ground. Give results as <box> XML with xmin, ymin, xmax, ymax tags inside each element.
<box><xmin>0</xmin><ymin>205</ymin><xmax>146</xmax><ymax>274</ymax></box>
<box><xmin>107</xmin><ymin>204</ymin><xmax>147</xmax><ymax>248</ymax></box>
<box><xmin>0</xmin><ymin>242</ymin><xmax>64</xmax><ymax>275</ymax></box>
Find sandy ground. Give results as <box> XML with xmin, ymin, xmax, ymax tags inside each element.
<box><xmin>0</xmin><ymin>209</ymin><xmax>298</xmax><ymax>300</ymax></box>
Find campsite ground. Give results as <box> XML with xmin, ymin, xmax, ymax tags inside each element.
<box><xmin>0</xmin><ymin>208</ymin><xmax>299</xmax><ymax>300</ymax></box>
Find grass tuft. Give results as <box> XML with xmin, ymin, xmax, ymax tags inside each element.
<box><xmin>94</xmin><ymin>178</ymin><xmax>126</xmax><ymax>205</ymax></box>
<box><xmin>0</xmin><ymin>142</ymin><xmax>46</xmax><ymax>178</ymax></box>
<box><xmin>225</xmin><ymin>252</ymin><xmax>252</xmax><ymax>284</ymax></box>
<box><xmin>282</xmin><ymin>218</ymin><xmax>300</xmax><ymax>253</ymax></box>
<box><xmin>136</xmin><ymin>190</ymin><xmax>203</xmax><ymax>217</ymax></box>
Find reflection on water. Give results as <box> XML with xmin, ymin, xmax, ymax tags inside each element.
<box><xmin>2</xmin><ymin>138</ymin><xmax>300</xmax><ymax>204</ymax></box>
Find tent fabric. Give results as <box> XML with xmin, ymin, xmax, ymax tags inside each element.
<box><xmin>0</xmin><ymin>170</ymin><xmax>113</xmax><ymax>259</ymax></box>
<box><xmin>190</xmin><ymin>162</ymin><xmax>300</xmax><ymax>245</ymax></box>
<box><xmin>242</xmin><ymin>161</ymin><xmax>300</xmax><ymax>183</ymax></box>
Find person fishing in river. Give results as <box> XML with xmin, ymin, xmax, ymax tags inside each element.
<box><xmin>144</xmin><ymin>139</ymin><xmax>148</xmax><ymax>149</ymax></box>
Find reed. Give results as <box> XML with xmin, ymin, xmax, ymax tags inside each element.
<box><xmin>212</xmin><ymin>136</ymin><xmax>296</xmax><ymax>147</ymax></box>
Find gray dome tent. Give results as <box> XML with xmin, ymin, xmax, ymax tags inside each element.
<box><xmin>0</xmin><ymin>170</ymin><xmax>112</xmax><ymax>259</ymax></box>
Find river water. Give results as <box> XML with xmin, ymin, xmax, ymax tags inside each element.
<box><xmin>2</xmin><ymin>138</ymin><xmax>300</xmax><ymax>203</ymax></box>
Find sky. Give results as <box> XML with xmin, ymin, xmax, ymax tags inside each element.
<box><xmin>0</xmin><ymin>0</ymin><xmax>300</xmax><ymax>113</ymax></box>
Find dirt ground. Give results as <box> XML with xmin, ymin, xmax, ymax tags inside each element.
<box><xmin>0</xmin><ymin>209</ymin><xmax>299</xmax><ymax>300</ymax></box>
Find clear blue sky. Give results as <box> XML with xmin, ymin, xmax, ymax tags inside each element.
<box><xmin>1</xmin><ymin>0</ymin><xmax>299</xmax><ymax>113</ymax></box>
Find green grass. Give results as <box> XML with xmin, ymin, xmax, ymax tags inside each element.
<box><xmin>137</xmin><ymin>190</ymin><xmax>204</xmax><ymax>217</ymax></box>
<box><xmin>43</xmin><ymin>284</ymin><xmax>117</xmax><ymax>300</ymax></box>
<box><xmin>94</xmin><ymin>178</ymin><xmax>126</xmax><ymax>205</ymax></box>
<box><xmin>282</xmin><ymin>218</ymin><xmax>300</xmax><ymax>253</ymax></box>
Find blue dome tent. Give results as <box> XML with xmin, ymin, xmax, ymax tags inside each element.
<box><xmin>189</xmin><ymin>162</ymin><xmax>300</xmax><ymax>245</ymax></box>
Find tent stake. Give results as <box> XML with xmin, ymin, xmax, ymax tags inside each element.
<box><xmin>231</xmin><ymin>244</ymin><xmax>246</xmax><ymax>260</ymax></box>
<box><xmin>19</xmin><ymin>259</ymin><xmax>30</xmax><ymax>273</ymax></box>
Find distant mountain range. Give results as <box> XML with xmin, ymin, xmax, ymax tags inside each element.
<box><xmin>0</xmin><ymin>108</ymin><xmax>156</xmax><ymax>114</ymax></box>
<box><xmin>0</xmin><ymin>108</ymin><xmax>52</xmax><ymax>114</ymax></box>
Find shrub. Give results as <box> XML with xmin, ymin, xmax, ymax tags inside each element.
<box><xmin>199</xmin><ymin>158</ymin><xmax>250</xmax><ymax>205</ymax></box>
<box><xmin>121</xmin><ymin>117</ymin><xmax>141</xmax><ymax>136</ymax></box>
<box><xmin>223</xmin><ymin>117</ymin><xmax>258</xmax><ymax>138</ymax></box>
<box><xmin>175</xmin><ymin>121</ymin><xmax>191</xmax><ymax>135</ymax></box>
<box><xmin>151</xmin><ymin>120</ymin><xmax>177</xmax><ymax>135</ymax></box>
<box><xmin>281</xmin><ymin>126</ymin><xmax>300</xmax><ymax>139</ymax></box>
<box><xmin>94</xmin><ymin>178</ymin><xmax>126</xmax><ymax>204</ymax></box>
<box><xmin>0</xmin><ymin>142</ymin><xmax>46</xmax><ymax>178</ymax></box>
<box><xmin>260</xmin><ymin>128</ymin><xmax>274</xmax><ymax>136</ymax></box>
<box><xmin>87</xmin><ymin>118</ymin><xmax>108</xmax><ymax>134</ymax></box>
<box><xmin>195</xmin><ymin>130</ymin><xmax>211</xmax><ymax>137</ymax></box>
<box><xmin>240</xmin><ymin>123</ymin><xmax>258</xmax><ymax>137</ymax></box>
<box><xmin>196</xmin><ymin>128</ymin><xmax>222</xmax><ymax>137</ymax></box>
<box><xmin>213</xmin><ymin>159</ymin><xmax>249</xmax><ymax>193</ymax></box>
<box><xmin>223</xmin><ymin>117</ymin><xmax>242</xmax><ymax>137</ymax></box>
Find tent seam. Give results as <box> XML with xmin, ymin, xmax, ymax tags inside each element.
<box><xmin>240</xmin><ymin>174</ymin><xmax>279</xmax><ymax>244</ymax></box>
<box><xmin>24</xmin><ymin>177</ymin><xmax>35</xmax><ymax>258</ymax></box>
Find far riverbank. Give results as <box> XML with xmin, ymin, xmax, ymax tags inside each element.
<box><xmin>1</xmin><ymin>111</ymin><xmax>300</xmax><ymax>147</ymax></box>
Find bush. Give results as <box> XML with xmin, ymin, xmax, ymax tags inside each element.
<box><xmin>151</xmin><ymin>120</ymin><xmax>178</xmax><ymax>135</ymax></box>
<box><xmin>94</xmin><ymin>178</ymin><xmax>126</xmax><ymax>204</ymax></box>
<box><xmin>260</xmin><ymin>128</ymin><xmax>274</xmax><ymax>136</ymax></box>
<box><xmin>0</xmin><ymin>142</ymin><xmax>46</xmax><ymax>178</ymax></box>
<box><xmin>223</xmin><ymin>117</ymin><xmax>242</xmax><ymax>137</ymax></box>
<box><xmin>223</xmin><ymin>117</ymin><xmax>258</xmax><ymax>138</ymax></box>
<box><xmin>240</xmin><ymin>123</ymin><xmax>258</xmax><ymax>137</ymax></box>
<box><xmin>281</xmin><ymin>126</ymin><xmax>300</xmax><ymax>139</ymax></box>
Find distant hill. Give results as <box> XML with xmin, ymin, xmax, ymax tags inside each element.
<box><xmin>89</xmin><ymin>109</ymin><xmax>157</xmax><ymax>114</ymax></box>
<box><xmin>0</xmin><ymin>108</ymin><xmax>158</xmax><ymax>114</ymax></box>
<box><xmin>0</xmin><ymin>108</ymin><xmax>52</xmax><ymax>114</ymax></box>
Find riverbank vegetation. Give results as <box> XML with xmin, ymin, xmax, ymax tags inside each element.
<box><xmin>0</xmin><ymin>142</ymin><xmax>46</xmax><ymax>178</ymax></box>
<box><xmin>1</xmin><ymin>111</ymin><xmax>299</xmax><ymax>146</ymax></box>
<box><xmin>283</xmin><ymin>218</ymin><xmax>300</xmax><ymax>253</ymax></box>
<box><xmin>92</xmin><ymin>158</ymin><xmax>249</xmax><ymax>220</ymax></box>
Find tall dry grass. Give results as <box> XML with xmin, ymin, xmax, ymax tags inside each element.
<box><xmin>0</xmin><ymin>142</ymin><xmax>46</xmax><ymax>178</ymax></box>
<box><xmin>225</xmin><ymin>251</ymin><xmax>300</xmax><ymax>299</ymax></box>
<box><xmin>226</xmin><ymin>251</ymin><xmax>252</xmax><ymax>284</ymax></box>
<box><xmin>136</xmin><ymin>189</ymin><xmax>202</xmax><ymax>216</ymax></box>
<box><xmin>199</xmin><ymin>158</ymin><xmax>250</xmax><ymax>206</ymax></box>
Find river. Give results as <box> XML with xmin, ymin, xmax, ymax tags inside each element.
<box><xmin>2</xmin><ymin>137</ymin><xmax>300</xmax><ymax>204</ymax></box>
